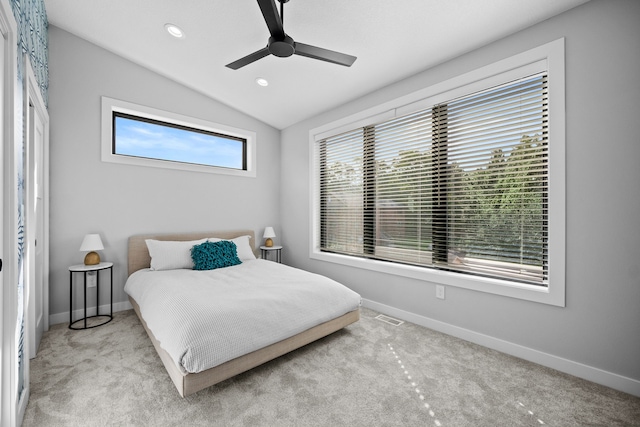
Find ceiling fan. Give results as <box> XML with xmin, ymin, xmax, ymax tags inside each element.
<box><xmin>226</xmin><ymin>0</ymin><xmax>357</xmax><ymax>70</ymax></box>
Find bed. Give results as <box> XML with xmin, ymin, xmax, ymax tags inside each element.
<box><xmin>125</xmin><ymin>230</ymin><xmax>361</xmax><ymax>397</ymax></box>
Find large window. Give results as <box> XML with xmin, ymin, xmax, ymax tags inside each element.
<box><xmin>320</xmin><ymin>74</ymin><xmax>548</xmax><ymax>284</ymax></box>
<box><xmin>101</xmin><ymin>97</ymin><xmax>256</xmax><ymax>177</ymax></box>
<box><xmin>311</xmin><ymin>40</ymin><xmax>565</xmax><ymax>305</ymax></box>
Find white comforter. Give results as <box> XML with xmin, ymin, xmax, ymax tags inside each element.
<box><xmin>124</xmin><ymin>259</ymin><xmax>361</xmax><ymax>374</ymax></box>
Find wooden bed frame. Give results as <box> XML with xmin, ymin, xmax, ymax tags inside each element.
<box><xmin>127</xmin><ymin>230</ymin><xmax>360</xmax><ymax>397</ymax></box>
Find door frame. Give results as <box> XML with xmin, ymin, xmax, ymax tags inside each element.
<box><xmin>24</xmin><ymin>53</ymin><xmax>49</xmax><ymax>359</ymax></box>
<box><xmin>0</xmin><ymin>0</ymin><xmax>21</xmax><ymax>425</ymax></box>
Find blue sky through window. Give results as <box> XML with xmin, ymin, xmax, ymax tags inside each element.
<box><xmin>114</xmin><ymin>114</ymin><xmax>245</xmax><ymax>170</ymax></box>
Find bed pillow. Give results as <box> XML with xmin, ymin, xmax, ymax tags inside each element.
<box><xmin>145</xmin><ymin>238</ymin><xmax>208</xmax><ymax>271</ymax></box>
<box><xmin>191</xmin><ymin>240</ymin><xmax>242</xmax><ymax>271</ymax></box>
<box><xmin>208</xmin><ymin>235</ymin><xmax>256</xmax><ymax>261</ymax></box>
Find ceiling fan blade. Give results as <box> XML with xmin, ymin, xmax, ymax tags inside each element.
<box><xmin>226</xmin><ymin>46</ymin><xmax>271</xmax><ymax>70</ymax></box>
<box><xmin>257</xmin><ymin>0</ymin><xmax>285</xmax><ymax>39</ymax></box>
<box><xmin>294</xmin><ymin>42</ymin><xmax>357</xmax><ymax>67</ymax></box>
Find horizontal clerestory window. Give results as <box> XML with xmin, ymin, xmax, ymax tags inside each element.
<box><xmin>113</xmin><ymin>112</ymin><xmax>247</xmax><ymax>170</ymax></box>
<box><xmin>101</xmin><ymin>97</ymin><xmax>256</xmax><ymax>177</ymax></box>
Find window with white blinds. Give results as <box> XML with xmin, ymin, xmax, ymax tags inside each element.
<box><xmin>318</xmin><ymin>74</ymin><xmax>549</xmax><ymax>286</ymax></box>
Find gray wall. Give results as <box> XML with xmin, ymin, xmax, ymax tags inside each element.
<box><xmin>48</xmin><ymin>27</ymin><xmax>281</xmax><ymax>319</ymax></box>
<box><xmin>280</xmin><ymin>0</ymin><xmax>640</xmax><ymax>392</ymax></box>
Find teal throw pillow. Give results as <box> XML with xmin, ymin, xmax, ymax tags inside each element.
<box><xmin>191</xmin><ymin>240</ymin><xmax>242</xmax><ymax>271</ymax></box>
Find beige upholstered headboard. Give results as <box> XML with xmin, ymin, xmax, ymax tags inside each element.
<box><xmin>127</xmin><ymin>230</ymin><xmax>256</xmax><ymax>276</ymax></box>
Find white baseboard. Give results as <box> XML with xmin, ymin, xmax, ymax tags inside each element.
<box><xmin>49</xmin><ymin>300</ymin><xmax>133</xmax><ymax>326</ymax></box>
<box><xmin>362</xmin><ymin>298</ymin><xmax>640</xmax><ymax>398</ymax></box>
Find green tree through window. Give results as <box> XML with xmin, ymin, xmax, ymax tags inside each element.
<box><xmin>319</xmin><ymin>74</ymin><xmax>548</xmax><ymax>285</ymax></box>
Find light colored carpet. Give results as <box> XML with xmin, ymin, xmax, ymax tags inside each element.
<box><xmin>23</xmin><ymin>308</ymin><xmax>640</xmax><ymax>426</ymax></box>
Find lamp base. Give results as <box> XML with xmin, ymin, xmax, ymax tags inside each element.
<box><xmin>265</xmin><ymin>238</ymin><xmax>273</xmax><ymax>247</ymax></box>
<box><xmin>84</xmin><ymin>251</ymin><xmax>101</xmax><ymax>265</ymax></box>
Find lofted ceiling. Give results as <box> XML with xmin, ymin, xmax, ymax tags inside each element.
<box><xmin>45</xmin><ymin>0</ymin><xmax>589</xmax><ymax>129</ymax></box>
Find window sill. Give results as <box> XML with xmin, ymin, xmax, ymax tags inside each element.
<box><xmin>310</xmin><ymin>249</ymin><xmax>564</xmax><ymax>307</ymax></box>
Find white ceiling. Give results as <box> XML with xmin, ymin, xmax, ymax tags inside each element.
<box><xmin>45</xmin><ymin>0</ymin><xmax>589</xmax><ymax>129</ymax></box>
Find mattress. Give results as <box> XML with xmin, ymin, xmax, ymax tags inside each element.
<box><xmin>124</xmin><ymin>259</ymin><xmax>361</xmax><ymax>374</ymax></box>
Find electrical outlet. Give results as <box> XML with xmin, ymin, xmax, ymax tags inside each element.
<box><xmin>87</xmin><ymin>271</ymin><xmax>97</xmax><ymax>288</ymax></box>
<box><xmin>436</xmin><ymin>285</ymin><xmax>445</xmax><ymax>300</ymax></box>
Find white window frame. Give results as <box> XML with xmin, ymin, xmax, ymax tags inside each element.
<box><xmin>309</xmin><ymin>39</ymin><xmax>565</xmax><ymax>306</ymax></box>
<box><xmin>101</xmin><ymin>97</ymin><xmax>257</xmax><ymax>178</ymax></box>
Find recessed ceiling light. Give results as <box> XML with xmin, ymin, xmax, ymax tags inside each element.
<box><xmin>255</xmin><ymin>78</ymin><xmax>269</xmax><ymax>87</ymax></box>
<box><xmin>165</xmin><ymin>23</ymin><xmax>184</xmax><ymax>39</ymax></box>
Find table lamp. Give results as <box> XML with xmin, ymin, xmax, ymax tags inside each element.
<box><xmin>80</xmin><ymin>234</ymin><xmax>104</xmax><ymax>265</ymax></box>
<box><xmin>263</xmin><ymin>227</ymin><xmax>275</xmax><ymax>247</ymax></box>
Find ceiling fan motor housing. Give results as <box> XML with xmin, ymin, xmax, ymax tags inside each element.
<box><xmin>268</xmin><ymin>35</ymin><xmax>295</xmax><ymax>57</ymax></box>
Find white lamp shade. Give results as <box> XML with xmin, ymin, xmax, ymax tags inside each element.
<box><xmin>263</xmin><ymin>227</ymin><xmax>276</xmax><ymax>239</ymax></box>
<box><xmin>79</xmin><ymin>234</ymin><xmax>104</xmax><ymax>252</ymax></box>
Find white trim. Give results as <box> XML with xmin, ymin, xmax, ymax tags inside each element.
<box><xmin>309</xmin><ymin>38</ymin><xmax>566</xmax><ymax>307</ymax></box>
<box><xmin>101</xmin><ymin>96</ymin><xmax>257</xmax><ymax>178</ymax></box>
<box><xmin>362</xmin><ymin>298</ymin><xmax>640</xmax><ymax>398</ymax></box>
<box><xmin>1</xmin><ymin>0</ymin><xmax>19</xmax><ymax>425</ymax></box>
<box><xmin>48</xmin><ymin>300</ymin><xmax>133</xmax><ymax>326</ymax></box>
